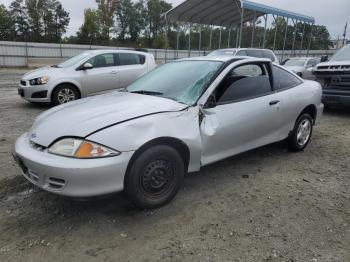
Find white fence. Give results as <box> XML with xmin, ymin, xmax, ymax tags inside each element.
<box><xmin>0</xmin><ymin>41</ymin><xmax>337</xmax><ymax>67</ymax></box>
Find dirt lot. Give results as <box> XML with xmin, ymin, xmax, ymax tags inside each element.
<box><xmin>0</xmin><ymin>68</ymin><xmax>349</xmax><ymax>262</ymax></box>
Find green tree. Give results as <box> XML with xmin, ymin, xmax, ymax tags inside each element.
<box><xmin>0</xmin><ymin>4</ymin><xmax>15</xmax><ymax>40</ymax></box>
<box><xmin>96</xmin><ymin>0</ymin><xmax>118</xmax><ymax>43</ymax></box>
<box><xmin>10</xmin><ymin>0</ymin><xmax>29</xmax><ymax>41</ymax></box>
<box><xmin>77</xmin><ymin>8</ymin><xmax>100</xmax><ymax>45</ymax></box>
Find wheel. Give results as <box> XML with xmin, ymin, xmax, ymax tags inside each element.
<box><xmin>297</xmin><ymin>72</ymin><xmax>303</xmax><ymax>78</ymax></box>
<box><xmin>52</xmin><ymin>85</ymin><xmax>79</xmax><ymax>106</ymax></box>
<box><xmin>125</xmin><ymin>145</ymin><xmax>185</xmax><ymax>209</ymax></box>
<box><xmin>288</xmin><ymin>114</ymin><xmax>313</xmax><ymax>151</ymax></box>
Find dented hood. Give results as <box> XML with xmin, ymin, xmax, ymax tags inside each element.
<box><xmin>29</xmin><ymin>92</ymin><xmax>187</xmax><ymax>147</ymax></box>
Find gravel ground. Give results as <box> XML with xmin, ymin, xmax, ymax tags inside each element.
<box><xmin>0</xmin><ymin>69</ymin><xmax>349</xmax><ymax>262</ymax></box>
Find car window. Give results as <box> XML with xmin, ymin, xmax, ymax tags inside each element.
<box><xmin>246</xmin><ymin>49</ymin><xmax>263</xmax><ymax>58</ymax></box>
<box><xmin>262</xmin><ymin>50</ymin><xmax>276</xmax><ymax>62</ymax></box>
<box><xmin>306</xmin><ymin>59</ymin><xmax>318</xmax><ymax>67</ymax></box>
<box><xmin>216</xmin><ymin>63</ymin><xmax>272</xmax><ymax>104</ymax></box>
<box><xmin>231</xmin><ymin>64</ymin><xmax>263</xmax><ymax>77</ymax></box>
<box><xmin>87</xmin><ymin>53</ymin><xmax>115</xmax><ymax>68</ymax></box>
<box><xmin>236</xmin><ymin>50</ymin><xmax>247</xmax><ymax>56</ymax></box>
<box><xmin>273</xmin><ymin>65</ymin><xmax>302</xmax><ymax>90</ymax></box>
<box><xmin>119</xmin><ymin>53</ymin><xmax>145</xmax><ymax>66</ymax></box>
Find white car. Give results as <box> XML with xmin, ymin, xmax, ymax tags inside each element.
<box><xmin>208</xmin><ymin>48</ymin><xmax>279</xmax><ymax>64</ymax></box>
<box><xmin>14</xmin><ymin>56</ymin><xmax>323</xmax><ymax>209</ymax></box>
<box><xmin>282</xmin><ymin>57</ymin><xmax>320</xmax><ymax>79</ymax></box>
<box><xmin>18</xmin><ymin>50</ymin><xmax>157</xmax><ymax>105</ymax></box>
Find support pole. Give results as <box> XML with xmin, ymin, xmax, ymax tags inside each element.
<box><xmin>236</xmin><ymin>26</ymin><xmax>239</xmax><ymax>48</ymax></box>
<box><xmin>188</xmin><ymin>23</ymin><xmax>191</xmax><ymax>58</ymax></box>
<box><xmin>165</xmin><ymin>14</ymin><xmax>169</xmax><ymax>63</ymax></box>
<box><xmin>176</xmin><ymin>28</ymin><xmax>180</xmax><ymax>59</ymax></box>
<box><xmin>281</xmin><ymin>18</ymin><xmax>289</xmax><ymax>62</ymax></box>
<box><xmin>272</xmin><ymin>15</ymin><xmax>278</xmax><ymax>51</ymax></box>
<box><xmin>199</xmin><ymin>26</ymin><xmax>202</xmax><ymax>51</ymax></box>
<box><xmin>239</xmin><ymin>6</ymin><xmax>244</xmax><ymax>48</ymax></box>
<box><xmin>291</xmin><ymin>20</ymin><xmax>298</xmax><ymax>56</ymax></box>
<box><xmin>299</xmin><ymin>22</ymin><xmax>306</xmax><ymax>56</ymax></box>
<box><xmin>209</xmin><ymin>26</ymin><xmax>213</xmax><ymax>50</ymax></box>
<box><xmin>262</xmin><ymin>15</ymin><xmax>268</xmax><ymax>49</ymax></box>
<box><xmin>251</xmin><ymin>11</ymin><xmax>256</xmax><ymax>47</ymax></box>
<box><xmin>306</xmin><ymin>23</ymin><xmax>314</xmax><ymax>57</ymax></box>
<box><xmin>219</xmin><ymin>28</ymin><xmax>222</xmax><ymax>49</ymax></box>
<box><xmin>227</xmin><ymin>27</ymin><xmax>231</xmax><ymax>48</ymax></box>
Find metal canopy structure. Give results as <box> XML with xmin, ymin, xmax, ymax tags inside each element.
<box><xmin>165</xmin><ymin>0</ymin><xmax>316</xmax><ymax>61</ymax></box>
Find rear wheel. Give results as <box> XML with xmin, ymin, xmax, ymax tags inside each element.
<box><xmin>125</xmin><ymin>145</ymin><xmax>185</xmax><ymax>209</ymax></box>
<box><xmin>52</xmin><ymin>85</ymin><xmax>79</xmax><ymax>106</ymax></box>
<box><xmin>288</xmin><ymin>114</ymin><xmax>313</xmax><ymax>151</ymax></box>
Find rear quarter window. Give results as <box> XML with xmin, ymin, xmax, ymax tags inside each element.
<box><xmin>273</xmin><ymin>65</ymin><xmax>303</xmax><ymax>90</ymax></box>
<box><xmin>262</xmin><ymin>50</ymin><xmax>276</xmax><ymax>62</ymax></box>
<box><xmin>118</xmin><ymin>53</ymin><xmax>146</xmax><ymax>66</ymax></box>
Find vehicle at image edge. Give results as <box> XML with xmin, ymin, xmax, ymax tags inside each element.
<box><xmin>14</xmin><ymin>56</ymin><xmax>323</xmax><ymax>209</ymax></box>
<box><xmin>18</xmin><ymin>50</ymin><xmax>157</xmax><ymax>106</ymax></box>
<box><xmin>207</xmin><ymin>48</ymin><xmax>279</xmax><ymax>64</ymax></box>
<box><xmin>313</xmin><ymin>44</ymin><xmax>350</xmax><ymax>107</ymax></box>
<box><xmin>282</xmin><ymin>57</ymin><xmax>321</xmax><ymax>80</ymax></box>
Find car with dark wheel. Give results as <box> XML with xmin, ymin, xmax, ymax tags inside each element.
<box><xmin>14</xmin><ymin>56</ymin><xmax>323</xmax><ymax>209</ymax></box>
<box><xmin>18</xmin><ymin>50</ymin><xmax>156</xmax><ymax>106</ymax></box>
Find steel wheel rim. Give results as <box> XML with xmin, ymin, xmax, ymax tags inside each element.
<box><xmin>57</xmin><ymin>88</ymin><xmax>76</xmax><ymax>104</ymax></box>
<box><xmin>140</xmin><ymin>159</ymin><xmax>174</xmax><ymax>198</ymax></box>
<box><xmin>297</xmin><ymin>119</ymin><xmax>311</xmax><ymax>146</ymax></box>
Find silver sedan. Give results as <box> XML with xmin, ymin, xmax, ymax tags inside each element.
<box><xmin>14</xmin><ymin>56</ymin><xmax>324</xmax><ymax>209</ymax></box>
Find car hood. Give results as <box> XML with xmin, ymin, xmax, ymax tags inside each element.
<box><xmin>316</xmin><ymin>61</ymin><xmax>350</xmax><ymax>67</ymax></box>
<box><xmin>283</xmin><ymin>65</ymin><xmax>305</xmax><ymax>72</ymax></box>
<box><xmin>29</xmin><ymin>92</ymin><xmax>188</xmax><ymax>147</ymax></box>
<box><xmin>22</xmin><ymin>66</ymin><xmax>66</xmax><ymax>80</ymax></box>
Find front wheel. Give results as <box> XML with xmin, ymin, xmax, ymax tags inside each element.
<box><xmin>288</xmin><ymin>114</ymin><xmax>313</xmax><ymax>151</ymax></box>
<box><xmin>52</xmin><ymin>85</ymin><xmax>79</xmax><ymax>106</ymax></box>
<box><xmin>125</xmin><ymin>145</ymin><xmax>185</xmax><ymax>209</ymax></box>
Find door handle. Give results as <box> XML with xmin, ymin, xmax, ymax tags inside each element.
<box><xmin>110</xmin><ymin>71</ymin><xmax>118</xmax><ymax>74</ymax></box>
<box><xmin>269</xmin><ymin>100</ymin><xmax>280</xmax><ymax>106</ymax></box>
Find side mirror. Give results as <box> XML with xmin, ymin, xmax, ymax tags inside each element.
<box><xmin>80</xmin><ymin>62</ymin><xmax>94</xmax><ymax>70</ymax></box>
<box><xmin>320</xmin><ymin>55</ymin><xmax>328</xmax><ymax>63</ymax></box>
<box><xmin>205</xmin><ymin>94</ymin><xmax>217</xmax><ymax>109</ymax></box>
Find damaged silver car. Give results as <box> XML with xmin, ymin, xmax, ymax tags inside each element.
<box><xmin>14</xmin><ymin>56</ymin><xmax>323</xmax><ymax>209</ymax></box>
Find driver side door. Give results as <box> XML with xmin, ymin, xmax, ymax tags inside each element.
<box><xmin>79</xmin><ymin>53</ymin><xmax>120</xmax><ymax>96</ymax></box>
<box><xmin>200</xmin><ymin>62</ymin><xmax>283</xmax><ymax>165</ymax></box>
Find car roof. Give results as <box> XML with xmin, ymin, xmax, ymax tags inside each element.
<box><xmin>84</xmin><ymin>49</ymin><xmax>149</xmax><ymax>55</ymax></box>
<box><xmin>178</xmin><ymin>56</ymin><xmax>271</xmax><ymax>63</ymax></box>
<box><xmin>213</xmin><ymin>48</ymin><xmax>274</xmax><ymax>52</ymax></box>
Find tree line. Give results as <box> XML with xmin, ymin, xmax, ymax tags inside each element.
<box><xmin>0</xmin><ymin>0</ymin><xmax>332</xmax><ymax>50</ymax></box>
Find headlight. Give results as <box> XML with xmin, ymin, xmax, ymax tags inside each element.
<box><xmin>48</xmin><ymin>138</ymin><xmax>120</xmax><ymax>158</ymax></box>
<box><xmin>29</xmin><ymin>76</ymin><xmax>49</xmax><ymax>85</ymax></box>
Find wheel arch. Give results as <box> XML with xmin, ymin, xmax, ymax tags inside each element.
<box><xmin>298</xmin><ymin>104</ymin><xmax>317</xmax><ymax>124</ymax></box>
<box><xmin>124</xmin><ymin>137</ymin><xmax>191</xmax><ymax>184</ymax></box>
<box><xmin>51</xmin><ymin>82</ymin><xmax>82</xmax><ymax>101</ymax></box>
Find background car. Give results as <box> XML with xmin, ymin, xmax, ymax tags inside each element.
<box><xmin>282</xmin><ymin>57</ymin><xmax>320</xmax><ymax>79</ymax></box>
<box><xmin>18</xmin><ymin>50</ymin><xmax>157</xmax><ymax>106</ymax></box>
<box><xmin>313</xmin><ymin>44</ymin><xmax>350</xmax><ymax>107</ymax></box>
<box><xmin>14</xmin><ymin>56</ymin><xmax>323</xmax><ymax>209</ymax></box>
<box><xmin>207</xmin><ymin>48</ymin><xmax>279</xmax><ymax>64</ymax></box>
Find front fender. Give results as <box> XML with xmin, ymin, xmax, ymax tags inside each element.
<box><xmin>86</xmin><ymin>107</ymin><xmax>202</xmax><ymax>172</ymax></box>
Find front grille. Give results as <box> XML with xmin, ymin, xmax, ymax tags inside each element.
<box><xmin>317</xmin><ymin>66</ymin><xmax>329</xmax><ymax>70</ymax></box>
<box><xmin>31</xmin><ymin>90</ymin><xmax>48</xmax><ymax>99</ymax></box>
<box><xmin>20</xmin><ymin>80</ymin><xmax>26</xmax><ymax>86</ymax></box>
<box><xmin>29</xmin><ymin>141</ymin><xmax>46</xmax><ymax>152</ymax></box>
<box><xmin>48</xmin><ymin>177</ymin><xmax>66</xmax><ymax>190</ymax></box>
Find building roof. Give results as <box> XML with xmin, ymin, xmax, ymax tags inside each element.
<box><xmin>166</xmin><ymin>0</ymin><xmax>315</xmax><ymax>27</ymax></box>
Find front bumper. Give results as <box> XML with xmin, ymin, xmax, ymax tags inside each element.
<box><xmin>14</xmin><ymin>133</ymin><xmax>134</xmax><ymax>197</ymax></box>
<box><xmin>18</xmin><ymin>83</ymin><xmax>52</xmax><ymax>103</ymax></box>
<box><xmin>322</xmin><ymin>89</ymin><xmax>350</xmax><ymax>107</ymax></box>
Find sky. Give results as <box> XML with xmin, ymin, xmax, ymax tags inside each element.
<box><xmin>2</xmin><ymin>0</ymin><xmax>349</xmax><ymax>39</ymax></box>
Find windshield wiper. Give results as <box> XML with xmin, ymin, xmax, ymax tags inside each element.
<box><xmin>51</xmin><ymin>64</ymin><xmax>60</xmax><ymax>68</ymax></box>
<box><xmin>130</xmin><ymin>90</ymin><xmax>163</xmax><ymax>96</ymax></box>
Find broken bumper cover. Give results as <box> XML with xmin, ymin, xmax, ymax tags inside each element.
<box><xmin>14</xmin><ymin>133</ymin><xmax>134</xmax><ymax>197</ymax></box>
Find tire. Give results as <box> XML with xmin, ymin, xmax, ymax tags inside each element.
<box><xmin>125</xmin><ymin>145</ymin><xmax>185</xmax><ymax>209</ymax></box>
<box><xmin>288</xmin><ymin>114</ymin><xmax>313</xmax><ymax>151</ymax></box>
<box><xmin>52</xmin><ymin>85</ymin><xmax>80</xmax><ymax>106</ymax></box>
